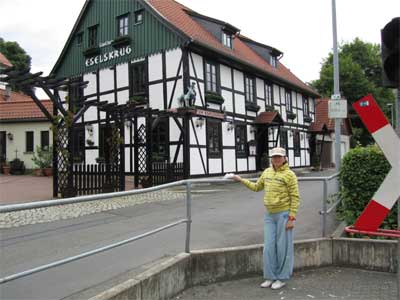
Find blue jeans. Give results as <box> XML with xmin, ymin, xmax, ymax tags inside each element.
<box><xmin>263</xmin><ymin>210</ymin><xmax>294</xmax><ymax>280</ymax></box>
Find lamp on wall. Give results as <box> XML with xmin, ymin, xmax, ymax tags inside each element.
<box><xmin>125</xmin><ymin>119</ymin><xmax>131</xmax><ymax>128</ymax></box>
<box><xmin>7</xmin><ymin>132</ymin><xmax>13</xmax><ymax>141</ymax></box>
<box><xmin>195</xmin><ymin>116</ymin><xmax>205</xmax><ymax>128</ymax></box>
<box><xmin>227</xmin><ymin>120</ymin><xmax>235</xmax><ymax>131</ymax></box>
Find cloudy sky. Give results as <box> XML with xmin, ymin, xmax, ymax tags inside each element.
<box><xmin>1</xmin><ymin>0</ymin><xmax>399</xmax><ymax>98</ymax></box>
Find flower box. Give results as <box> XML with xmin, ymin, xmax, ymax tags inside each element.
<box><xmin>205</xmin><ymin>92</ymin><xmax>225</xmax><ymax>105</ymax></box>
<box><xmin>111</xmin><ymin>36</ymin><xmax>131</xmax><ymax>48</ymax></box>
<box><xmin>83</xmin><ymin>46</ymin><xmax>100</xmax><ymax>57</ymax></box>
<box><xmin>246</xmin><ymin>102</ymin><xmax>261</xmax><ymax>112</ymax></box>
<box><xmin>304</xmin><ymin>116</ymin><xmax>313</xmax><ymax>123</ymax></box>
<box><xmin>287</xmin><ymin>112</ymin><xmax>297</xmax><ymax>120</ymax></box>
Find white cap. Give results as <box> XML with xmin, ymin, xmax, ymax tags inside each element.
<box><xmin>271</xmin><ymin>147</ymin><xmax>286</xmax><ymax>157</ymax></box>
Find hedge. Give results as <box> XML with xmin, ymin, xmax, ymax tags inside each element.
<box><xmin>338</xmin><ymin>145</ymin><xmax>397</xmax><ymax>231</ymax></box>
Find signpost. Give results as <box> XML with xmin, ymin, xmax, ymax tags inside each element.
<box><xmin>352</xmin><ymin>95</ymin><xmax>400</xmax><ymax>232</ymax></box>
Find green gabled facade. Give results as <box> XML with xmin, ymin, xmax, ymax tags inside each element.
<box><xmin>52</xmin><ymin>0</ymin><xmax>187</xmax><ymax>78</ymax></box>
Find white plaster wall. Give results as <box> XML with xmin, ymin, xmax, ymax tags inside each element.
<box><xmin>223</xmin><ymin>149</ymin><xmax>235</xmax><ymax>172</ymax></box>
<box><xmin>208</xmin><ymin>158</ymin><xmax>222</xmax><ymax>174</ymax></box>
<box><xmin>168</xmin><ymin>80</ymin><xmax>183</xmax><ymax>108</ymax></box>
<box><xmin>99</xmin><ymin>68</ymin><xmax>114</xmax><ymax>92</ymax></box>
<box><xmin>288</xmin><ymin>150</ymin><xmax>294</xmax><ymax>167</ymax></box>
<box><xmin>248</xmin><ymin>157</ymin><xmax>256</xmax><ymax>170</ymax></box>
<box><xmin>85</xmin><ymin>106</ymin><xmax>97</xmax><ymax>122</ymax></box>
<box><xmin>117</xmin><ymin>89</ymin><xmax>129</xmax><ymax>105</ymax></box>
<box><xmin>222</xmin><ymin>122</ymin><xmax>235</xmax><ymax>146</ymax></box>
<box><xmin>170</xmin><ymin>118</ymin><xmax>182</xmax><ymax>142</ymax></box>
<box><xmin>170</xmin><ymin>145</ymin><xmax>183</xmax><ymax>163</ymax></box>
<box><xmin>0</xmin><ymin>121</ymin><xmax>52</xmax><ymax>169</ymax></box>
<box><xmin>237</xmin><ymin>158</ymin><xmax>247</xmax><ymax>172</ymax></box>
<box><xmin>83</xmin><ymin>73</ymin><xmax>97</xmax><ymax>95</ymax></box>
<box><xmin>222</xmin><ymin>90</ymin><xmax>233</xmax><ymax>112</ymax></box>
<box><xmin>257</xmin><ymin>99</ymin><xmax>265</xmax><ymax>111</ymax></box>
<box><xmin>273</xmin><ymin>85</ymin><xmax>280</xmax><ymax>110</ymax></box>
<box><xmin>85</xmin><ymin>149</ymin><xmax>97</xmax><ymax>165</ymax></box>
<box><xmin>190</xmin><ymin>119</ymin><xmax>206</xmax><ymax>145</ymax></box>
<box><xmin>295</xmin><ymin>157</ymin><xmax>301</xmax><ymax>166</ymax></box>
<box><xmin>149</xmin><ymin>83</ymin><xmax>164</xmax><ymax>110</ymax></box>
<box><xmin>256</xmin><ymin>78</ymin><xmax>264</xmax><ymax>99</ymax></box>
<box><xmin>331</xmin><ymin>134</ymin><xmax>351</xmax><ymax>160</ymax></box>
<box><xmin>233</xmin><ymin>70</ymin><xmax>244</xmax><ymax>92</ymax></box>
<box><xmin>220</xmin><ymin>65</ymin><xmax>232</xmax><ymax>89</ymax></box>
<box><xmin>207</xmin><ymin>103</ymin><xmax>220</xmax><ymax>110</ymax></box>
<box><xmin>190</xmin><ymin>148</ymin><xmax>206</xmax><ymax>175</ymax></box>
<box><xmin>99</xmin><ymin>93</ymin><xmax>114</xmax><ymax>120</ymax></box>
<box><xmin>189</xmin><ymin>52</ymin><xmax>203</xmax><ymax>80</ymax></box>
<box><xmin>148</xmin><ymin>54</ymin><xmax>163</xmax><ymax>81</ymax></box>
<box><xmin>166</xmin><ymin>48</ymin><xmax>182</xmax><ymax>79</ymax></box>
<box><xmin>116</xmin><ymin>63</ymin><xmax>129</xmax><ymax>89</ymax></box>
<box><xmin>193</xmin><ymin>82</ymin><xmax>205</xmax><ymax>107</ymax></box>
<box><xmin>235</xmin><ymin>94</ymin><xmax>245</xmax><ymax>115</ymax></box>
<box><xmin>123</xmin><ymin>148</ymin><xmax>131</xmax><ymax>172</ymax></box>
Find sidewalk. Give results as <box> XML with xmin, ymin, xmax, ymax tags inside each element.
<box><xmin>175</xmin><ymin>267</ymin><xmax>397</xmax><ymax>300</ymax></box>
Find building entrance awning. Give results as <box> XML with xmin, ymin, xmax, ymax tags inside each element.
<box><xmin>254</xmin><ymin>111</ymin><xmax>284</xmax><ymax>126</ymax></box>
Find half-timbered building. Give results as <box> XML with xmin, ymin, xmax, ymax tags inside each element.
<box><xmin>51</xmin><ymin>0</ymin><xmax>320</xmax><ymax>187</ymax></box>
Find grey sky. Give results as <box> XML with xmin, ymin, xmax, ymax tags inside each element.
<box><xmin>1</xmin><ymin>0</ymin><xmax>399</xmax><ymax>99</ymax></box>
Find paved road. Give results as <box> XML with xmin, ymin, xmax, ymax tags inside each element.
<box><xmin>0</xmin><ymin>176</ymin><xmax>339</xmax><ymax>300</ymax></box>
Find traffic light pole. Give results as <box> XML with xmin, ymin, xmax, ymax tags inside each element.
<box><xmin>331</xmin><ymin>0</ymin><xmax>341</xmax><ymax>172</ymax></box>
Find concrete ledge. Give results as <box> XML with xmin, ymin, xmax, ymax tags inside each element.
<box><xmin>90</xmin><ymin>238</ymin><xmax>398</xmax><ymax>300</ymax></box>
<box><xmin>333</xmin><ymin>238</ymin><xmax>397</xmax><ymax>273</ymax></box>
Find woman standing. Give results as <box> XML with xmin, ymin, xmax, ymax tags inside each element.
<box><xmin>232</xmin><ymin>147</ymin><xmax>300</xmax><ymax>290</ymax></box>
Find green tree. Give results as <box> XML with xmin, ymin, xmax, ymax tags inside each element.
<box><xmin>310</xmin><ymin>38</ymin><xmax>396</xmax><ymax>146</ymax></box>
<box><xmin>0</xmin><ymin>37</ymin><xmax>31</xmax><ymax>71</ymax></box>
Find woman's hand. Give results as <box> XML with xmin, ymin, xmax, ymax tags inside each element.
<box><xmin>232</xmin><ymin>175</ymin><xmax>242</xmax><ymax>182</ymax></box>
<box><xmin>286</xmin><ymin>220</ymin><xmax>295</xmax><ymax>230</ymax></box>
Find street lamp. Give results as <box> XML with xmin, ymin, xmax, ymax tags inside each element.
<box><xmin>387</xmin><ymin>103</ymin><xmax>394</xmax><ymax>128</ymax></box>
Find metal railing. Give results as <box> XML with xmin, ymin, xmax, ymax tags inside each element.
<box><xmin>0</xmin><ymin>174</ymin><xmax>340</xmax><ymax>284</ymax></box>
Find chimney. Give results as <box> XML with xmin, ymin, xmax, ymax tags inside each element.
<box><xmin>5</xmin><ymin>85</ymin><xmax>11</xmax><ymax>101</ymax></box>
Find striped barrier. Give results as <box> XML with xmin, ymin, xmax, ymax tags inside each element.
<box><xmin>352</xmin><ymin>94</ymin><xmax>400</xmax><ymax>232</ymax></box>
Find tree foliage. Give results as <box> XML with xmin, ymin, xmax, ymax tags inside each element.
<box><xmin>0</xmin><ymin>37</ymin><xmax>31</xmax><ymax>71</ymax></box>
<box><xmin>310</xmin><ymin>38</ymin><xmax>396</xmax><ymax>146</ymax></box>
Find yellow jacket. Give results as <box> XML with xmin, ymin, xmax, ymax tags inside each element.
<box><xmin>241</xmin><ymin>163</ymin><xmax>300</xmax><ymax>218</ymax></box>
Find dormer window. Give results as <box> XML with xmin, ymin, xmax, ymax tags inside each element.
<box><xmin>270</xmin><ymin>56</ymin><xmax>277</xmax><ymax>68</ymax></box>
<box><xmin>222</xmin><ymin>32</ymin><xmax>233</xmax><ymax>49</ymax></box>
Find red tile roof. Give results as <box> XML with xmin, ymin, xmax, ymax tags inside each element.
<box><xmin>147</xmin><ymin>0</ymin><xmax>318</xmax><ymax>97</ymax></box>
<box><xmin>309</xmin><ymin>98</ymin><xmax>352</xmax><ymax>135</ymax></box>
<box><xmin>0</xmin><ymin>52</ymin><xmax>13</xmax><ymax>68</ymax></box>
<box><xmin>0</xmin><ymin>88</ymin><xmax>53</xmax><ymax>121</ymax></box>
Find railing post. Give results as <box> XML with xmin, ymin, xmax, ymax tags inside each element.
<box><xmin>185</xmin><ymin>181</ymin><xmax>192</xmax><ymax>253</ymax></box>
<box><xmin>322</xmin><ymin>179</ymin><xmax>328</xmax><ymax>237</ymax></box>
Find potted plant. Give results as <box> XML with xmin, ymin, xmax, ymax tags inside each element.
<box><xmin>10</xmin><ymin>158</ymin><xmax>26</xmax><ymax>175</ymax></box>
<box><xmin>2</xmin><ymin>161</ymin><xmax>10</xmax><ymax>175</ymax></box>
<box><xmin>32</xmin><ymin>146</ymin><xmax>53</xmax><ymax>176</ymax></box>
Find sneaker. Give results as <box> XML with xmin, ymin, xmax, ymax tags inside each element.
<box><xmin>260</xmin><ymin>279</ymin><xmax>273</xmax><ymax>288</ymax></box>
<box><xmin>271</xmin><ymin>280</ymin><xmax>286</xmax><ymax>290</ymax></box>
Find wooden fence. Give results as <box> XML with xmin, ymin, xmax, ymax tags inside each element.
<box><xmin>73</xmin><ymin>163</ymin><xmax>121</xmax><ymax>196</ymax></box>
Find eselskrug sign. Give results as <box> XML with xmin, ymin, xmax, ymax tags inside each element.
<box><xmin>85</xmin><ymin>46</ymin><xmax>132</xmax><ymax>67</ymax></box>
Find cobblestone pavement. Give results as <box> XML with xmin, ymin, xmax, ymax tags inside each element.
<box><xmin>0</xmin><ymin>190</ymin><xmax>187</xmax><ymax>228</ymax></box>
<box><xmin>175</xmin><ymin>267</ymin><xmax>397</xmax><ymax>300</ymax></box>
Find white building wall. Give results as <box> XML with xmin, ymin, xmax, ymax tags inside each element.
<box><xmin>0</xmin><ymin>121</ymin><xmax>53</xmax><ymax>169</ymax></box>
<box><xmin>99</xmin><ymin>68</ymin><xmax>114</xmax><ymax>92</ymax></box>
<box><xmin>166</xmin><ymin>49</ymin><xmax>182</xmax><ymax>79</ymax></box>
<box><xmin>148</xmin><ymin>54</ymin><xmax>163</xmax><ymax>82</ymax></box>
<box><xmin>116</xmin><ymin>63</ymin><xmax>129</xmax><ymax>89</ymax></box>
<box><xmin>223</xmin><ymin>149</ymin><xmax>235</xmax><ymax>172</ymax></box>
<box><xmin>190</xmin><ymin>52</ymin><xmax>203</xmax><ymax>80</ymax></box>
<box><xmin>220</xmin><ymin>65</ymin><xmax>232</xmax><ymax>89</ymax></box>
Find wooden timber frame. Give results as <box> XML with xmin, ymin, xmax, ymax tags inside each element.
<box><xmin>0</xmin><ymin>66</ymin><xmax>120</xmax><ymax>197</ymax></box>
